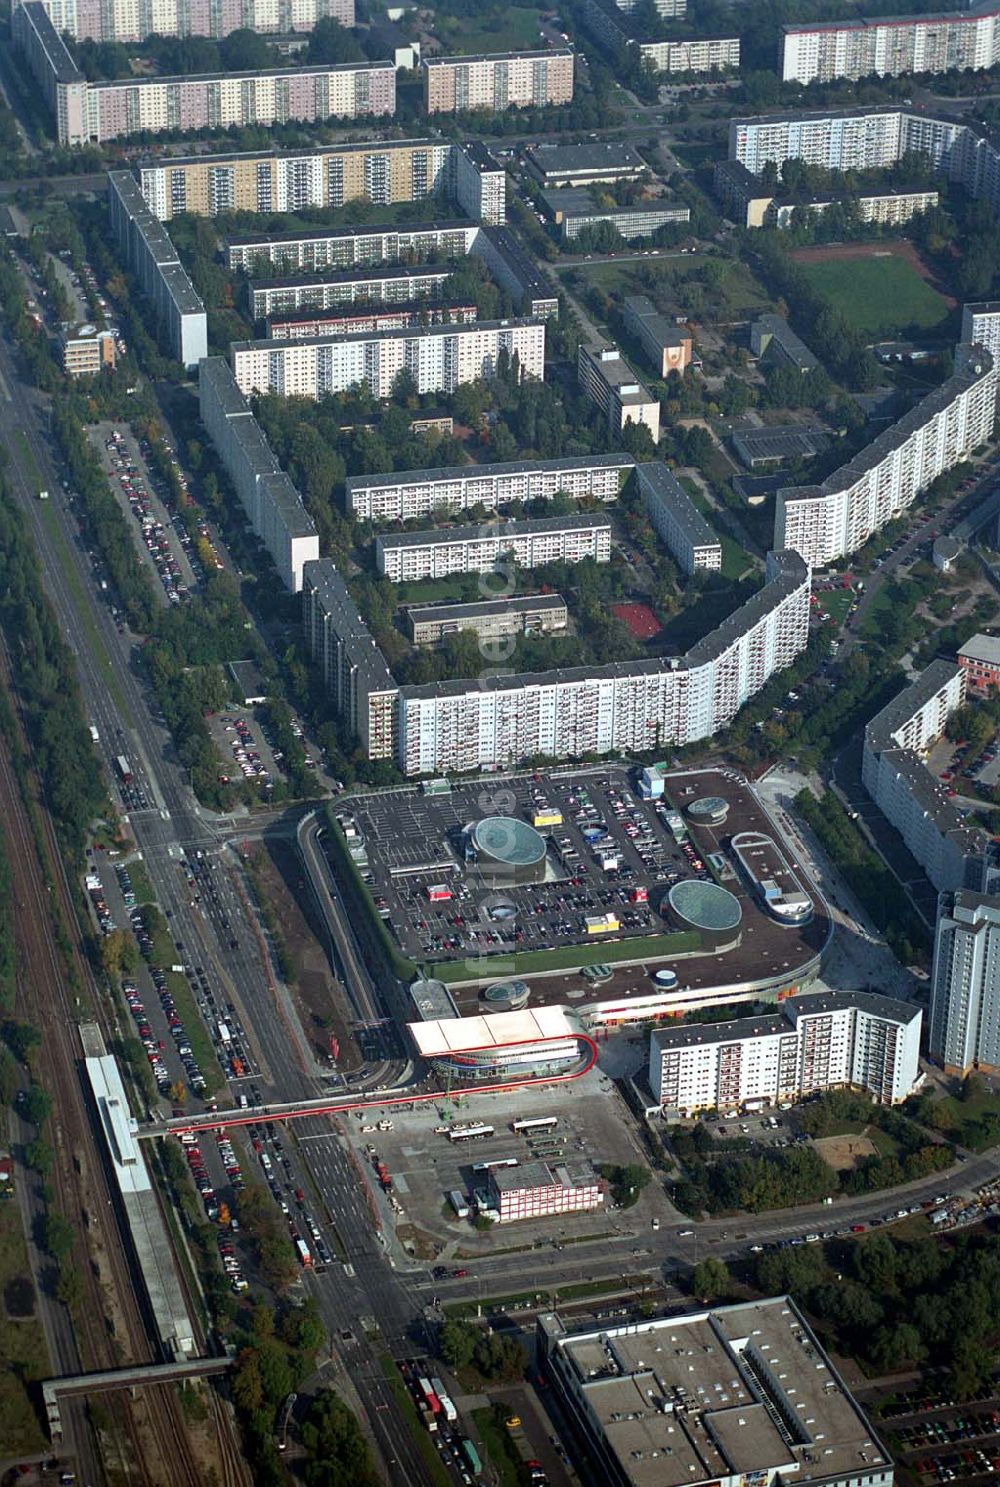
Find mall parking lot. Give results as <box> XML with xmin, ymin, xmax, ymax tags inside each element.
<box><xmin>347</xmin><ymin>765</ymin><xmax>720</xmax><ymax>968</ymax></box>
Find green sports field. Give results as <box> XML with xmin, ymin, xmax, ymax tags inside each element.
<box><xmin>794</xmin><ymin>252</ymin><xmax>951</xmax><ymax>338</ymax></box>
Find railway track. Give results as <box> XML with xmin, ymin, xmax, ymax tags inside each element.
<box><xmin>0</xmin><ymin>639</ymin><xmax>210</xmax><ymax>1486</ymax></box>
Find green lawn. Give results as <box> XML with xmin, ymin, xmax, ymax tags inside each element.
<box><xmin>795</xmin><ymin>253</ymin><xmax>951</xmax><ymax>338</ymax></box>
<box><xmin>0</xmin><ymin>1203</ymin><xmax>49</xmax><ymax>1456</ymax></box>
<box><xmin>472</xmin><ymin>1408</ymin><xmax>527</xmax><ymax>1487</ymax></box>
<box><xmin>815</xmin><ymin>587</ymin><xmax>853</xmax><ymax>625</ymax></box>
<box><xmin>434</xmin><ymin>4</ymin><xmax>546</xmax><ymax>55</ymax></box>
<box><xmin>430</xmin><ymin>929</ymin><xmax>701</xmax><ymax>983</ymax></box>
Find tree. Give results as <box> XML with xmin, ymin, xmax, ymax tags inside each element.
<box><xmin>302</xmin><ymin>1390</ymin><xmax>380</xmax><ymax>1487</ymax></box>
<box><xmin>604</xmin><ymin>1163</ymin><xmax>652</xmax><ymax>1208</ymax></box>
<box><xmin>56</xmin><ymin>1263</ymin><xmax>84</xmax><ymax>1309</ymax></box>
<box><xmin>306</xmin><ymin>17</ymin><xmax>365</xmax><ymax>64</ymax></box>
<box><xmin>169</xmin><ymin>1081</ymin><xmax>187</xmax><ymax>1108</ymax></box>
<box><xmin>690</xmin><ymin>1257</ymin><xmax>731</xmax><ymax>1303</ymax></box>
<box><xmin>39</xmin><ymin>1212</ymin><xmax>75</xmax><ymax>1261</ymax></box>
<box><xmin>21</xmin><ymin>1083</ymin><xmax>51</xmax><ymax>1128</ymax></box>
<box><xmin>100</xmin><ymin>928</ymin><xmax>138</xmax><ymax>980</ymax></box>
<box><xmin>438</xmin><ymin>1317</ymin><xmax>477</xmax><ymax>1371</ymax></box>
<box><xmin>3</xmin><ymin>1020</ymin><xmax>40</xmax><ymax>1065</ymax></box>
<box><xmin>25</xmin><ymin>1138</ymin><xmax>53</xmax><ymax>1176</ymax></box>
<box><xmin>219</xmin><ymin>28</ymin><xmax>274</xmax><ymax>71</ymax></box>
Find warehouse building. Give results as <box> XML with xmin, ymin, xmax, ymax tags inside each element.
<box><xmin>423</xmin><ymin>47</ymin><xmax>574</xmax><ymax>114</ymax></box>
<box><xmin>107</xmin><ymin>171</ymin><xmax>206</xmax><ymax>369</ymax></box>
<box><xmin>862</xmin><ymin>660</ymin><xmax>987</xmax><ymax>895</ymax></box>
<box><xmin>538</xmin><ymin>1297</ymin><xmax>894</xmax><ymax>1487</ymax></box>
<box><xmin>198</xmin><ymin>357</ymin><xmax>319</xmax><ymax>591</ymax></box>
<box><xmin>637</xmin><ymin>461</ymin><xmax>721</xmax><ymax>575</ymax></box>
<box><xmin>345</xmin><ymin>453</ymin><xmax>633</xmax><ymax>522</ymax></box>
<box><xmin>776</xmin><ymin>347</ymin><xmax>997</xmax><ymax>567</ymax></box>
<box><xmin>230</xmin><ymin>318</ymin><xmax>545</xmax><ymax>402</ymax></box>
<box><xmin>649</xmin><ymin>990</ymin><xmax>922</xmax><ymax>1113</ymax></box>
<box><xmin>375</xmin><ymin>514</ymin><xmax>611</xmax><ymax>583</ymax></box>
<box><xmin>406</xmin><ymin>594</ymin><xmax>568</xmax><ymax>646</ymax></box>
<box><xmin>578</xmin><ymin>343</ymin><xmax>661</xmax><ymax>443</ymax></box>
<box><xmin>525</xmin><ymin>140</ymin><xmax>649</xmax><ymax>187</ymax></box>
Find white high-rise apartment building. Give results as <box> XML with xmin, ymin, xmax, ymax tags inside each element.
<box><xmin>776</xmin><ymin>347</ymin><xmax>997</xmax><ymax>568</ymax></box>
<box><xmin>649</xmin><ymin>991</ymin><xmax>923</xmax><ymax>1113</ymax></box>
<box><xmin>13</xmin><ymin>0</ymin><xmax>353</xmax><ymax>43</ymax></box>
<box><xmin>229</xmin><ymin>320</ymin><xmax>545</xmax><ymax>402</ymax></box>
<box><xmin>423</xmin><ymin>48</ymin><xmax>574</xmax><ymax>114</ymax></box>
<box><xmin>931</xmin><ymin>889</ymin><xmax>1000</xmax><ymax>1074</ymax></box>
<box><xmin>374</xmin><ymin>515</ymin><xmax>611</xmax><ymax>583</ymax></box>
<box><xmin>962</xmin><ymin>302</ymin><xmax>1000</xmax><ymax>364</ymax></box>
<box><xmin>862</xmin><ymin>660</ymin><xmax>988</xmax><ymax>895</ymax></box>
<box><xmin>577</xmin><ymin>343</ymin><xmax>661</xmax><ymax>444</ymax></box>
<box><xmin>397</xmin><ymin>550</ymin><xmax>809</xmax><ymax>774</ymax></box>
<box><xmin>345</xmin><ymin>454</ymin><xmax>633</xmax><ymax>523</ymax></box>
<box><xmin>781</xmin><ymin>8</ymin><xmax>1000</xmax><ymax>86</ymax></box>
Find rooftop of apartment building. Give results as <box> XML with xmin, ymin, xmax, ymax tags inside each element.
<box><xmin>580</xmin><ymin>343</ymin><xmax>656</xmax><ymax>404</ymax></box>
<box><xmin>92</xmin><ymin>58</ymin><xmax>394</xmax><ymax>90</ymax></box>
<box><xmin>230</xmin><ymin>315</ymin><xmax>540</xmax><ymax>353</ymax></box>
<box><xmin>249</xmin><ymin>264</ymin><xmax>456</xmax><ymax>292</ymax></box>
<box><xmin>138</xmin><ymin>137</ymin><xmax>449</xmax><ymax>173</ymax></box>
<box><xmin>638</xmin><ymin>461</ymin><xmax>718</xmax><ymax>548</ymax></box>
<box><xmin>781</xmin><ymin>344</ymin><xmax>993</xmax><ymax>506</ymax></box>
<box><xmin>15</xmin><ymin>2</ymin><xmax>84</xmax><ymax>84</ymax></box>
<box><xmin>377</xmin><ymin>512</ymin><xmax>610</xmax><ymax>550</ymax></box>
<box><xmin>399</xmin><ymin>550</ymin><xmax>808</xmax><ymax>699</ymax></box>
<box><xmin>877</xmin><ymin>744</ymin><xmax>987</xmax><ymax>854</ymax></box>
<box><xmin>346</xmin><ymin>452</ymin><xmax>634</xmax><ymax>494</ymax></box>
<box><xmin>783</xmin><ymin>5</ymin><xmax>1000</xmax><ymax>32</ymax></box>
<box><xmin>959</xmin><ymin>631</ymin><xmax>1000</xmax><ymax>666</ymax></box>
<box><xmin>229</xmin><ymin>218</ymin><xmax>472</xmax><ymax>247</ymax></box>
<box><xmin>864</xmin><ymin>657</ymin><xmax>962</xmax><ymax>753</ymax></box>
<box><xmin>405</xmin><ymin>594</ymin><xmax>566</xmax><ymax>625</ymax></box>
<box><xmin>201</xmin><ymin>356</ymin><xmax>256</xmax><ymax>418</ymax></box>
<box><xmin>478</xmin><ymin>224</ymin><xmax>555</xmax><ymax>297</ymax></box>
<box><xmin>423</xmin><ymin>46</ymin><xmax>574</xmax><ymax>65</ymax></box>
<box><xmin>304</xmin><ymin>558</ymin><xmax>398</xmax><ymax>694</ymax></box>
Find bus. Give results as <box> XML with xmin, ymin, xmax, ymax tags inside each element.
<box><xmin>448</xmin><ymin>1190</ymin><xmax>470</xmax><ymax>1219</ymax></box>
<box><xmin>472</xmin><ymin>1158</ymin><xmax>518</xmax><ymax>1173</ymax></box>
<box><xmin>448</xmin><ymin>1124</ymin><xmax>494</xmax><ymax>1143</ymax></box>
<box><xmin>511</xmin><ymin>1116</ymin><xmax>558</xmax><ymax>1133</ymax></box>
<box><xmin>460</xmin><ymin>1439</ymin><xmax>482</xmax><ymax>1476</ymax></box>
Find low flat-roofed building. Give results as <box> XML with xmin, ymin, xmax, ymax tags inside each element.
<box><xmin>751</xmin><ymin>314</ymin><xmax>819</xmax><ymax>374</ymax></box>
<box><xmin>732</xmin><ymin>424</ymin><xmax>830</xmax><ymax>467</ymax></box>
<box><xmin>488</xmin><ymin>1159</ymin><xmax>603</xmax><ymax>1223</ymax></box>
<box><xmin>62</xmin><ymin>322</ymin><xmax>116</xmax><ymax>376</ymax></box>
<box><xmin>538</xmin><ymin>1296</ymin><xmax>894</xmax><ymax>1487</ymax></box>
<box><xmin>959</xmin><ymin>631</ymin><xmax>1000</xmax><ymax>691</ymax></box>
<box><xmin>406</xmin><ymin>593</ymin><xmax>568</xmax><ymax>645</ymax></box>
<box><xmin>525</xmin><ymin>139</ymin><xmax>648</xmax><ymax>186</ymax></box>
<box><xmin>622</xmin><ymin>295</ymin><xmax>693</xmax><ymax>377</ymax></box>
<box><xmin>540</xmin><ymin>187</ymin><xmax>690</xmax><ymax>242</ymax></box>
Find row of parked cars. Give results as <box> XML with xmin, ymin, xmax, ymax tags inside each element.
<box><xmin>147</xmin><ymin>963</ymin><xmax>208</xmax><ymax>1097</ymax></box>
<box><xmin>105</xmin><ymin>430</ymin><xmax>189</xmax><ymax>606</ymax></box>
<box><xmin>124</xmin><ymin>980</ymin><xmax>171</xmax><ymax>1096</ymax></box>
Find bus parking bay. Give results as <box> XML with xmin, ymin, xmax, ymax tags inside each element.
<box><xmin>347</xmin><ymin>1068</ymin><xmax>676</xmax><ymax>1244</ymax></box>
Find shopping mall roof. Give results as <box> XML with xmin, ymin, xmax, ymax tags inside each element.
<box><xmin>408</xmin><ymin>1005</ymin><xmax>579</xmax><ymax>1058</ymax></box>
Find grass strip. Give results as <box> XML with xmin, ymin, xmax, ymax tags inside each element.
<box><xmin>444</xmin><ymin>1274</ymin><xmax>649</xmax><ymax>1319</ymax></box>
<box><xmin>378</xmin><ymin>1354</ymin><xmax>451</xmax><ymax>1487</ymax></box>
<box><xmin>471</xmin><ymin>1407</ymin><xmax>525</xmax><ymax>1487</ymax></box>
<box><xmin>431</xmin><ymin>929</ymin><xmax>701</xmax><ymax>982</ymax></box>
